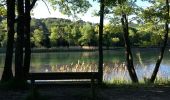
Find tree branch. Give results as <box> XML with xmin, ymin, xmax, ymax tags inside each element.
<box><xmin>30</xmin><ymin>0</ymin><xmax>51</xmax><ymax>14</ymax></box>
<box><xmin>30</xmin><ymin>0</ymin><xmax>38</xmax><ymax>10</ymax></box>
<box><xmin>42</xmin><ymin>0</ymin><xmax>51</xmax><ymax>14</ymax></box>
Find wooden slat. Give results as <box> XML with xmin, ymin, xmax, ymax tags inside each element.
<box><xmin>28</xmin><ymin>72</ymin><xmax>99</xmax><ymax>80</ymax></box>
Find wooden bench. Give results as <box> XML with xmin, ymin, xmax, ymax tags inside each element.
<box><xmin>28</xmin><ymin>72</ymin><xmax>99</xmax><ymax>99</ymax></box>
<box><xmin>28</xmin><ymin>72</ymin><xmax>99</xmax><ymax>84</ymax></box>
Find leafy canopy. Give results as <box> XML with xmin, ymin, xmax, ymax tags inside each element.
<box><xmin>48</xmin><ymin>0</ymin><xmax>92</xmax><ymax>18</ymax></box>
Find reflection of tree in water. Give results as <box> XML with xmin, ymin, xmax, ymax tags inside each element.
<box><xmin>136</xmin><ymin>51</ymin><xmax>149</xmax><ymax>81</ymax></box>
<box><xmin>136</xmin><ymin>52</ymin><xmax>145</xmax><ymax>67</ymax></box>
<box><xmin>136</xmin><ymin>52</ymin><xmax>160</xmax><ymax>82</ymax></box>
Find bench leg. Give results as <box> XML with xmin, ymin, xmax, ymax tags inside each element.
<box><xmin>31</xmin><ymin>79</ymin><xmax>35</xmax><ymax>84</ymax></box>
<box><xmin>91</xmin><ymin>78</ymin><xmax>96</xmax><ymax>100</ymax></box>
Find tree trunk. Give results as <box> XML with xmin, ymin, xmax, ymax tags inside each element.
<box><xmin>121</xmin><ymin>13</ymin><xmax>138</xmax><ymax>83</ymax></box>
<box><xmin>149</xmin><ymin>0</ymin><xmax>169</xmax><ymax>83</ymax></box>
<box><xmin>98</xmin><ymin>0</ymin><xmax>104</xmax><ymax>85</ymax></box>
<box><xmin>23</xmin><ymin>0</ymin><xmax>37</xmax><ymax>80</ymax></box>
<box><xmin>23</xmin><ymin>0</ymin><xmax>31</xmax><ymax>80</ymax></box>
<box><xmin>15</xmin><ymin>0</ymin><xmax>24</xmax><ymax>80</ymax></box>
<box><xmin>1</xmin><ymin>0</ymin><xmax>15</xmax><ymax>82</ymax></box>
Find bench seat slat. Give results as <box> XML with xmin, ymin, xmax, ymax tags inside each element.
<box><xmin>28</xmin><ymin>72</ymin><xmax>99</xmax><ymax>80</ymax></box>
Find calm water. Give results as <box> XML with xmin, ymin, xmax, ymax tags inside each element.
<box><xmin>0</xmin><ymin>48</ymin><xmax>170</xmax><ymax>82</ymax></box>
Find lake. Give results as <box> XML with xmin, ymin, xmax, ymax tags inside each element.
<box><xmin>0</xmin><ymin>48</ymin><xmax>170</xmax><ymax>83</ymax></box>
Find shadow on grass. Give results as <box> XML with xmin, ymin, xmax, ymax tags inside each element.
<box><xmin>0</xmin><ymin>79</ymin><xmax>30</xmax><ymax>90</ymax></box>
<box><xmin>25</xmin><ymin>88</ymin><xmax>50</xmax><ymax>100</ymax></box>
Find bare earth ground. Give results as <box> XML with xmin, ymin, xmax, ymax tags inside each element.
<box><xmin>0</xmin><ymin>85</ymin><xmax>170</xmax><ymax>100</ymax></box>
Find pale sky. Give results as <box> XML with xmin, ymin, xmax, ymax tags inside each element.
<box><xmin>32</xmin><ymin>0</ymin><xmax>101</xmax><ymax>23</ymax></box>
<box><xmin>32</xmin><ymin>0</ymin><xmax>151</xmax><ymax>23</ymax></box>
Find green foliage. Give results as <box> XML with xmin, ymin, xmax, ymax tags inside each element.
<box><xmin>31</xmin><ymin>29</ymin><xmax>44</xmax><ymax>47</ymax></box>
<box><xmin>103</xmin><ymin>24</ymin><xmax>114</xmax><ymax>48</ymax></box>
<box><xmin>0</xmin><ymin>0</ymin><xmax>167</xmax><ymax>48</ymax></box>
<box><xmin>0</xmin><ymin>5</ymin><xmax>6</xmax><ymax>19</ymax></box>
<box><xmin>0</xmin><ymin>31</ymin><xmax>7</xmax><ymax>47</ymax></box>
<box><xmin>49</xmin><ymin>26</ymin><xmax>59</xmax><ymax>46</ymax></box>
<box><xmin>48</xmin><ymin>0</ymin><xmax>92</xmax><ymax>18</ymax></box>
<box><xmin>70</xmin><ymin>26</ymin><xmax>81</xmax><ymax>45</ymax></box>
<box><xmin>0</xmin><ymin>14</ymin><xmax>169</xmax><ymax>48</ymax></box>
<box><xmin>0</xmin><ymin>19</ymin><xmax>7</xmax><ymax>47</ymax></box>
<box><xmin>0</xmin><ymin>0</ymin><xmax>168</xmax><ymax>49</ymax></box>
<box><xmin>79</xmin><ymin>23</ymin><xmax>96</xmax><ymax>46</ymax></box>
<box><xmin>137</xmin><ymin>0</ymin><xmax>168</xmax><ymax>46</ymax></box>
<box><xmin>112</xmin><ymin>37</ymin><xmax>120</xmax><ymax>43</ymax></box>
<box><xmin>139</xmin><ymin>1</ymin><xmax>168</xmax><ymax>23</ymax></box>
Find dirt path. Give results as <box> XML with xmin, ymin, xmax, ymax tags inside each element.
<box><xmin>0</xmin><ymin>86</ymin><xmax>170</xmax><ymax>100</ymax></box>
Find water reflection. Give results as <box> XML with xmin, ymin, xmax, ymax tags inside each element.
<box><xmin>0</xmin><ymin>49</ymin><xmax>170</xmax><ymax>82</ymax></box>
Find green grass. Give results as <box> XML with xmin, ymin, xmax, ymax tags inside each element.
<box><xmin>102</xmin><ymin>80</ymin><xmax>170</xmax><ymax>89</ymax></box>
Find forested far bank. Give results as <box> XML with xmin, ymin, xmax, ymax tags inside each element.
<box><xmin>0</xmin><ymin>17</ymin><xmax>169</xmax><ymax>48</ymax></box>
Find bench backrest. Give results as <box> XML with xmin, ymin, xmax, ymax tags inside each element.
<box><xmin>28</xmin><ymin>72</ymin><xmax>99</xmax><ymax>80</ymax></box>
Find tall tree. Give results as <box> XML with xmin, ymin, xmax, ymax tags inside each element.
<box><xmin>23</xmin><ymin>0</ymin><xmax>31</xmax><ymax>79</ymax></box>
<box><xmin>150</xmin><ymin>0</ymin><xmax>169</xmax><ymax>83</ymax></box>
<box><xmin>15</xmin><ymin>0</ymin><xmax>25</xmax><ymax>80</ymax></box>
<box><xmin>121</xmin><ymin>13</ymin><xmax>138</xmax><ymax>83</ymax></box>
<box><xmin>118</xmin><ymin>0</ymin><xmax>139</xmax><ymax>83</ymax></box>
<box><xmin>24</xmin><ymin>0</ymin><xmax>38</xmax><ymax>79</ymax></box>
<box><xmin>1</xmin><ymin>0</ymin><xmax>15</xmax><ymax>82</ymax></box>
<box><xmin>98</xmin><ymin>0</ymin><xmax>105</xmax><ymax>84</ymax></box>
<box><xmin>23</xmin><ymin>0</ymin><xmax>38</xmax><ymax>80</ymax></box>
<box><xmin>93</xmin><ymin>0</ymin><xmax>139</xmax><ymax>83</ymax></box>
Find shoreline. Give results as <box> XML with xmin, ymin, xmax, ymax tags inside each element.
<box><xmin>0</xmin><ymin>46</ymin><xmax>169</xmax><ymax>53</ymax></box>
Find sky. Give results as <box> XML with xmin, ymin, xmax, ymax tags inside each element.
<box><xmin>32</xmin><ymin>0</ymin><xmax>151</xmax><ymax>24</ymax></box>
